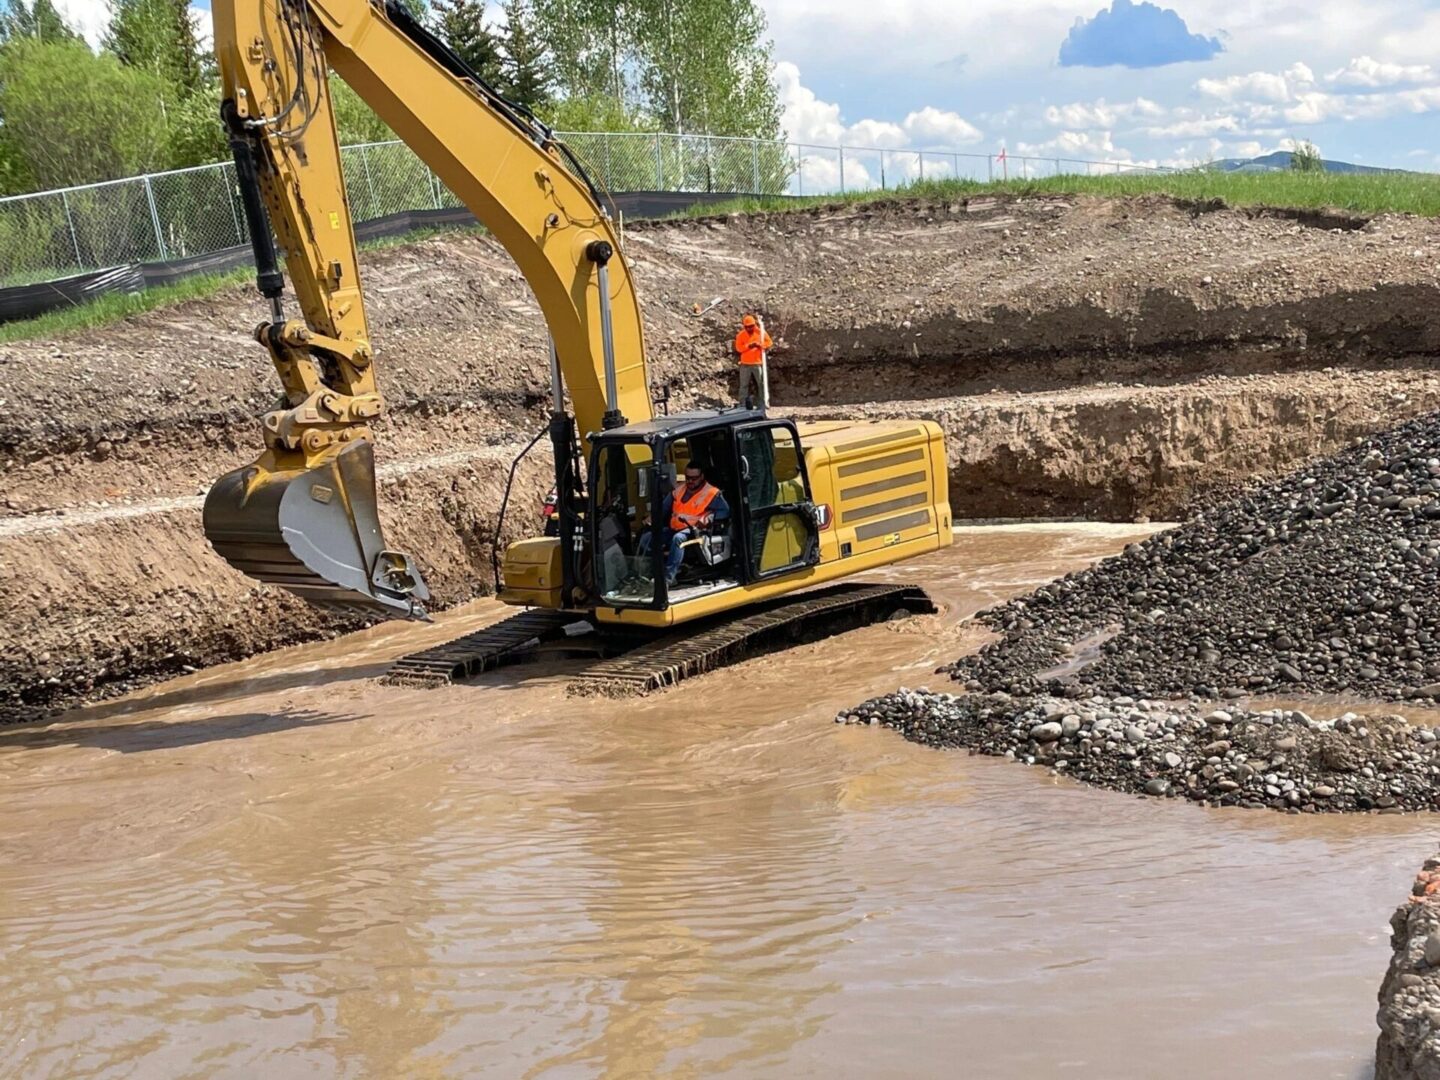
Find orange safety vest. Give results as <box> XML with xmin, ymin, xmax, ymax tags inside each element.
<box><xmin>670</xmin><ymin>482</ymin><xmax>720</xmax><ymax>531</ymax></box>
<box><xmin>734</xmin><ymin>326</ymin><xmax>773</xmax><ymax>366</ymax></box>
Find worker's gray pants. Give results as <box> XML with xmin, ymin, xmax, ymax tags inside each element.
<box><xmin>738</xmin><ymin>365</ymin><xmax>766</xmax><ymax>409</ymax></box>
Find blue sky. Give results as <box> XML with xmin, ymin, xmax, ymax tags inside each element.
<box><xmin>763</xmin><ymin>0</ymin><xmax>1440</xmax><ymax>172</ymax></box>
<box><xmin>54</xmin><ymin>0</ymin><xmax>1440</xmax><ymax>173</ymax></box>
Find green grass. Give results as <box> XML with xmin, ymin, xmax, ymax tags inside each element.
<box><xmin>682</xmin><ymin>168</ymin><xmax>1440</xmax><ymax>219</ymax></box>
<box><xmin>0</xmin><ymin>224</ymin><xmax>487</xmax><ymax>344</ymax></box>
<box><xmin>4</xmin><ymin>173</ymin><xmax>1438</xmax><ymax>343</ymax></box>
<box><xmin>0</xmin><ymin>267</ymin><xmax>253</xmax><ymax>344</ymax></box>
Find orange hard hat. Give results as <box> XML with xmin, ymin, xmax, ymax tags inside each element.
<box><xmin>742</xmin><ymin>314</ymin><xmax>757</xmax><ymax>327</ymax></box>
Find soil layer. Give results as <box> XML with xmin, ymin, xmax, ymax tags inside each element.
<box><xmin>4</xmin><ymin>194</ymin><xmax>1440</xmax><ymax>717</ymax></box>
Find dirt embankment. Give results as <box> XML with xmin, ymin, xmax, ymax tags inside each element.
<box><xmin>3</xmin><ymin>194</ymin><xmax>1439</xmax><ymax>717</ymax></box>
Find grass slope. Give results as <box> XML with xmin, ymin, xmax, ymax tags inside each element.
<box><xmin>683</xmin><ymin>170</ymin><xmax>1440</xmax><ymax>219</ymax></box>
<box><xmin>2</xmin><ymin>174</ymin><xmax>1436</xmax><ymax>342</ymax></box>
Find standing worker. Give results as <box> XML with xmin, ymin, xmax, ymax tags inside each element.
<box><xmin>733</xmin><ymin>314</ymin><xmax>773</xmax><ymax>410</ymax></box>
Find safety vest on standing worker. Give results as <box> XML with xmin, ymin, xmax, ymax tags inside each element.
<box><xmin>734</xmin><ymin>315</ymin><xmax>772</xmax><ymax>365</ymax></box>
<box><xmin>670</xmin><ymin>480</ymin><xmax>720</xmax><ymax>532</ymax></box>
<box><xmin>734</xmin><ymin>314</ymin><xmax>773</xmax><ymax>409</ymax></box>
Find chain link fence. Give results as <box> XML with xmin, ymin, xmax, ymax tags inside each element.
<box><xmin>0</xmin><ymin>131</ymin><xmax>1172</xmax><ymax>285</ymax></box>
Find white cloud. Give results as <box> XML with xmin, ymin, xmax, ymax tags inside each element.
<box><xmin>774</xmin><ymin>60</ymin><xmax>847</xmax><ymax>146</ymax></box>
<box><xmin>774</xmin><ymin>61</ymin><xmax>982</xmax><ymax>149</ymax></box>
<box><xmin>1325</xmin><ymin>55</ymin><xmax>1436</xmax><ymax>88</ymax></box>
<box><xmin>846</xmin><ymin>118</ymin><xmax>908</xmax><ymax>149</ymax></box>
<box><xmin>191</xmin><ymin>6</ymin><xmax>213</xmax><ymax>50</ymax></box>
<box><xmin>902</xmin><ymin>105</ymin><xmax>982</xmax><ymax>147</ymax></box>
<box><xmin>1016</xmin><ymin>129</ymin><xmax>1136</xmax><ymax>163</ymax></box>
<box><xmin>1142</xmin><ymin>114</ymin><xmax>1244</xmax><ymax>139</ymax></box>
<box><xmin>1043</xmin><ymin>97</ymin><xmax>1164</xmax><ymax>129</ymax></box>
<box><xmin>52</xmin><ymin>0</ymin><xmax>108</xmax><ymax>47</ymax></box>
<box><xmin>1196</xmin><ymin>63</ymin><xmax>1315</xmax><ymax>103</ymax></box>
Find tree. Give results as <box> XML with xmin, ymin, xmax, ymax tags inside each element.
<box><xmin>430</xmin><ymin>0</ymin><xmax>502</xmax><ymax>85</ymax></box>
<box><xmin>533</xmin><ymin>0</ymin><xmax>635</xmax><ymax>112</ymax></box>
<box><xmin>0</xmin><ymin>38</ymin><xmax>171</xmax><ymax>187</ymax></box>
<box><xmin>633</xmin><ymin>0</ymin><xmax>780</xmax><ymax>138</ymax></box>
<box><xmin>105</xmin><ymin>0</ymin><xmax>204</xmax><ymax>95</ymax></box>
<box><xmin>0</xmin><ymin>0</ymin><xmax>80</xmax><ymax>44</ymax></box>
<box><xmin>1290</xmin><ymin>140</ymin><xmax>1324</xmax><ymax>173</ymax></box>
<box><xmin>542</xmin><ymin>91</ymin><xmax>654</xmax><ymax>133</ymax></box>
<box><xmin>163</xmin><ymin>78</ymin><xmax>227</xmax><ymax>169</ymax></box>
<box><xmin>497</xmin><ymin>0</ymin><xmax>551</xmax><ymax>111</ymax></box>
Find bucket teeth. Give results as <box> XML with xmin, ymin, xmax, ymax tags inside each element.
<box><xmin>203</xmin><ymin>440</ymin><xmax>429</xmax><ymax>620</ymax></box>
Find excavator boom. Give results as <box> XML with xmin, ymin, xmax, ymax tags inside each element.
<box><xmin>204</xmin><ymin>0</ymin><xmax>650</xmax><ymax>617</ymax></box>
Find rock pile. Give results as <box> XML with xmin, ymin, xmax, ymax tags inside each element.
<box><xmin>949</xmin><ymin>413</ymin><xmax>1440</xmax><ymax>703</ymax></box>
<box><xmin>840</xmin><ymin>690</ymin><xmax>1440</xmax><ymax>812</ymax></box>
<box><xmin>1377</xmin><ymin>854</ymin><xmax>1440</xmax><ymax>1079</ymax></box>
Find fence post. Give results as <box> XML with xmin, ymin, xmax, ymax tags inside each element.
<box><xmin>429</xmin><ymin>168</ymin><xmax>442</xmax><ymax>209</ymax></box>
<box><xmin>222</xmin><ymin>164</ymin><xmax>244</xmax><ymax>244</ymax></box>
<box><xmin>605</xmin><ymin>134</ymin><xmax>613</xmax><ymax>189</ymax></box>
<box><xmin>838</xmin><ymin>145</ymin><xmax>845</xmax><ymax>194</ymax></box>
<box><xmin>796</xmin><ymin>146</ymin><xmax>803</xmax><ymax>196</ymax></box>
<box><xmin>654</xmin><ymin>132</ymin><xmax>663</xmax><ymax>188</ymax></box>
<box><xmin>60</xmin><ymin>190</ymin><xmax>83</xmax><ymax>268</ymax></box>
<box><xmin>953</xmin><ymin>152</ymin><xmax>960</xmax><ymax>180</ymax></box>
<box><xmin>918</xmin><ymin>151</ymin><xmax>924</xmax><ymax>182</ymax></box>
<box><xmin>751</xmin><ymin>139</ymin><xmax>760</xmax><ymax>193</ymax></box>
<box><xmin>360</xmin><ymin>144</ymin><xmax>378</xmax><ymax>215</ymax></box>
<box><xmin>880</xmin><ymin>151</ymin><xmax>886</xmax><ymax>191</ymax></box>
<box><xmin>143</xmin><ymin>175</ymin><xmax>167</xmax><ymax>260</ymax></box>
<box><xmin>988</xmin><ymin>154</ymin><xmax>993</xmax><ymax>182</ymax></box>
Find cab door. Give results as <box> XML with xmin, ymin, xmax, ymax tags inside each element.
<box><xmin>735</xmin><ymin>422</ymin><xmax>820</xmax><ymax>580</ymax></box>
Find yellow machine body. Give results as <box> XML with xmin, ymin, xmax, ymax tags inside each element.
<box><xmin>204</xmin><ymin>0</ymin><xmax>953</xmax><ymax>635</ymax></box>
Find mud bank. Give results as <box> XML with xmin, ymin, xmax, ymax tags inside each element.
<box><xmin>1378</xmin><ymin>854</ymin><xmax>1440</xmax><ymax>1079</ymax></box>
<box><xmin>4</xmin><ymin>194</ymin><xmax>1439</xmax><ymax>717</ymax></box>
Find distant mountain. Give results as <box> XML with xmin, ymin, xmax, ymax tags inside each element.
<box><xmin>1209</xmin><ymin>151</ymin><xmax>1406</xmax><ymax>175</ymax></box>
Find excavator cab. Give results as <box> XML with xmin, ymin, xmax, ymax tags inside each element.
<box><xmin>588</xmin><ymin>412</ymin><xmax>822</xmax><ymax>613</ymax></box>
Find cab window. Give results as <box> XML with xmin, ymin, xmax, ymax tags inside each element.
<box><xmin>737</xmin><ymin>425</ymin><xmax>816</xmax><ymax>578</ymax></box>
<box><xmin>593</xmin><ymin>442</ymin><xmax>658</xmax><ymax>605</ymax></box>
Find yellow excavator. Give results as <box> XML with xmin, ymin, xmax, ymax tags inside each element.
<box><xmin>203</xmin><ymin>0</ymin><xmax>953</xmax><ymax>692</ymax></box>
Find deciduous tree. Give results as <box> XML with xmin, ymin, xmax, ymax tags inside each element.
<box><xmin>0</xmin><ymin>38</ymin><xmax>171</xmax><ymax>188</ymax></box>
<box><xmin>105</xmin><ymin>0</ymin><xmax>204</xmax><ymax>95</ymax></box>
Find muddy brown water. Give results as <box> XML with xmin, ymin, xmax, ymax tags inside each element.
<box><xmin>0</xmin><ymin>524</ymin><xmax>1430</xmax><ymax>1079</ymax></box>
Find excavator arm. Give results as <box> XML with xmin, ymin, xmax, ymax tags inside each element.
<box><xmin>204</xmin><ymin>0</ymin><xmax>651</xmax><ymax>618</ymax></box>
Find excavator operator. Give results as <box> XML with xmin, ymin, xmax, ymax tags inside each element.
<box><xmin>639</xmin><ymin>464</ymin><xmax>730</xmax><ymax>585</ymax></box>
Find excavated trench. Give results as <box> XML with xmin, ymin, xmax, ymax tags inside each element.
<box><xmin>3</xmin><ymin>193</ymin><xmax>1439</xmax><ymax>718</ymax></box>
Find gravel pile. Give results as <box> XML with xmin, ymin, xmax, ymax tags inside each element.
<box><xmin>950</xmin><ymin>413</ymin><xmax>1440</xmax><ymax>703</ymax></box>
<box><xmin>840</xmin><ymin>689</ymin><xmax>1440</xmax><ymax>812</ymax></box>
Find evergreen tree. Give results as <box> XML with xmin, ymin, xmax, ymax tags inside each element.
<box><xmin>105</xmin><ymin>0</ymin><xmax>204</xmax><ymax>95</ymax></box>
<box><xmin>430</xmin><ymin>0</ymin><xmax>502</xmax><ymax>86</ymax></box>
<box><xmin>497</xmin><ymin>0</ymin><xmax>550</xmax><ymax>111</ymax></box>
<box><xmin>0</xmin><ymin>0</ymin><xmax>80</xmax><ymax>44</ymax></box>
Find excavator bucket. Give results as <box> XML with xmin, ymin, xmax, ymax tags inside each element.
<box><xmin>203</xmin><ymin>440</ymin><xmax>430</xmax><ymax>620</ymax></box>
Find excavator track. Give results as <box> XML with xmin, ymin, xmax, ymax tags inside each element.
<box><xmin>382</xmin><ymin>583</ymin><xmax>935</xmax><ymax>693</ymax></box>
<box><xmin>380</xmin><ymin>609</ymin><xmax>582</xmax><ymax>687</ymax></box>
<box><xmin>567</xmin><ymin>583</ymin><xmax>935</xmax><ymax>698</ymax></box>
